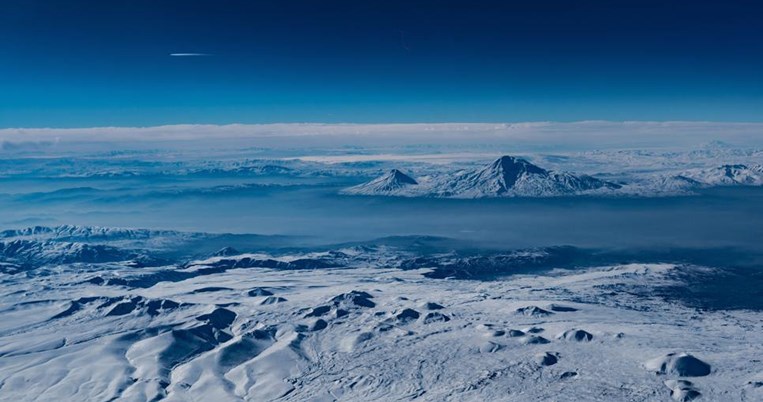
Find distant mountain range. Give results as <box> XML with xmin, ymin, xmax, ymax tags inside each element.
<box><xmin>624</xmin><ymin>164</ymin><xmax>763</xmax><ymax>196</ymax></box>
<box><xmin>343</xmin><ymin>156</ymin><xmax>763</xmax><ymax>198</ymax></box>
<box><xmin>344</xmin><ymin>156</ymin><xmax>621</xmax><ymax>198</ymax></box>
<box><xmin>681</xmin><ymin>164</ymin><xmax>763</xmax><ymax>186</ymax></box>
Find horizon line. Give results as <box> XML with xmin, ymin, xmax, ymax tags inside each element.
<box><xmin>3</xmin><ymin>120</ymin><xmax>763</xmax><ymax>131</ymax></box>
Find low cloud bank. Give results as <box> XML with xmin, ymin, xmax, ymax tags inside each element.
<box><xmin>1</xmin><ymin>121</ymin><xmax>761</xmax><ymax>153</ymax></box>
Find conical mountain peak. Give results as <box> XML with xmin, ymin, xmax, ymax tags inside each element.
<box><xmin>488</xmin><ymin>156</ymin><xmax>547</xmax><ymax>176</ymax></box>
<box><xmin>476</xmin><ymin>156</ymin><xmax>548</xmax><ymax>191</ymax></box>
<box><xmin>342</xmin><ymin>168</ymin><xmax>418</xmax><ymax>195</ymax></box>
<box><xmin>386</xmin><ymin>169</ymin><xmax>418</xmax><ymax>185</ymax></box>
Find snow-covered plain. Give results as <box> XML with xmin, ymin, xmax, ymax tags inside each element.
<box><xmin>1</xmin><ymin>227</ymin><xmax>763</xmax><ymax>401</ymax></box>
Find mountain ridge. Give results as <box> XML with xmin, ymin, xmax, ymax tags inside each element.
<box><xmin>344</xmin><ymin>156</ymin><xmax>620</xmax><ymax>198</ymax></box>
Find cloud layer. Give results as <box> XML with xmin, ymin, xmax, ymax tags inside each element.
<box><xmin>1</xmin><ymin>121</ymin><xmax>761</xmax><ymax>154</ymax></box>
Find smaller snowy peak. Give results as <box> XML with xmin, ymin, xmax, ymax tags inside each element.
<box><xmin>385</xmin><ymin>169</ymin><xmax>419</xmax><ymax>186</ymax></box>
<box><xmin>342</xmin><ymin>169</ymin><xmax>418</xmax><ymax>195</ymax></box>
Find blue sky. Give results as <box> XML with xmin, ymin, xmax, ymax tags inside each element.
<box><xmin>1</xmin><ymin>0</ymin><xmax>762</xmax><ymax>127</ymax></box>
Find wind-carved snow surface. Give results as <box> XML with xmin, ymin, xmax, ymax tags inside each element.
<box><xmin>1</xmin><ymin>228</ymin><xmax>763</xmax><ymax>401</ymax></box>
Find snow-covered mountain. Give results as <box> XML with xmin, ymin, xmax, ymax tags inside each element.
<box><xmin>616</xmin><ymin>164</ymin><xmax>763</xmax><ymax>197</ymax></box>
<box><xmin>342</xmin><ymin>169</ymin><xmax>418</xmax><ymax>195</ymax></box>
<box><xmin>343</xmin><ymin>156</ymin><xmax>763</xmax><ymax>198</ymax></box>
<box><xmin>0</xmin><ymin>225</ymin><xmax>172</xmax><ymax>241</ymax></box>
<box><xmin>432</xmin><ymin>156</ymin><xmax>620</xmax><ymax>198</ymax></box>
<box><xmin>344</xmin><ymin>156</ymin><xmax>620</xmax><ymax>198</ymax></box>
<box><xmin>618</xmin><ymin>175</ymin><xmax>705</xmax><ymax>196</ymax></box>
<box><xmin>0</xmin><ymin>239</ymin><xmax>168</xmax><ymax>271</ymax></box>
<box><xmin>681</xmin><ymin>164</ymin><xmax>763</xmax><ymax>186</ymax></box>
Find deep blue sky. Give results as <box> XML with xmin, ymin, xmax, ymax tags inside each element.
<box><xmin>1</xmin><ymin>0</ymin><xmax>762</xmax><ymax>127</ymax></box>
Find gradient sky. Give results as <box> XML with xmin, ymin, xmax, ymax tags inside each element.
<box><xmin>1</xmin><ymin>0</ymin><xmax>762</xmax><ymax>127</ymax></box>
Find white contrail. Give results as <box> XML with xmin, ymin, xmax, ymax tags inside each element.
<box><xmin>169</xmin><ymin>53</ymin><xmax>211</xmax><ymax>57</ymax></box>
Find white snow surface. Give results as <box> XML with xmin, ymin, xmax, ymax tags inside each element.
<box><xmin>1</xmin><ymin>260</ymin><xmax>762</xmax><ymax>401</ymax></box>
